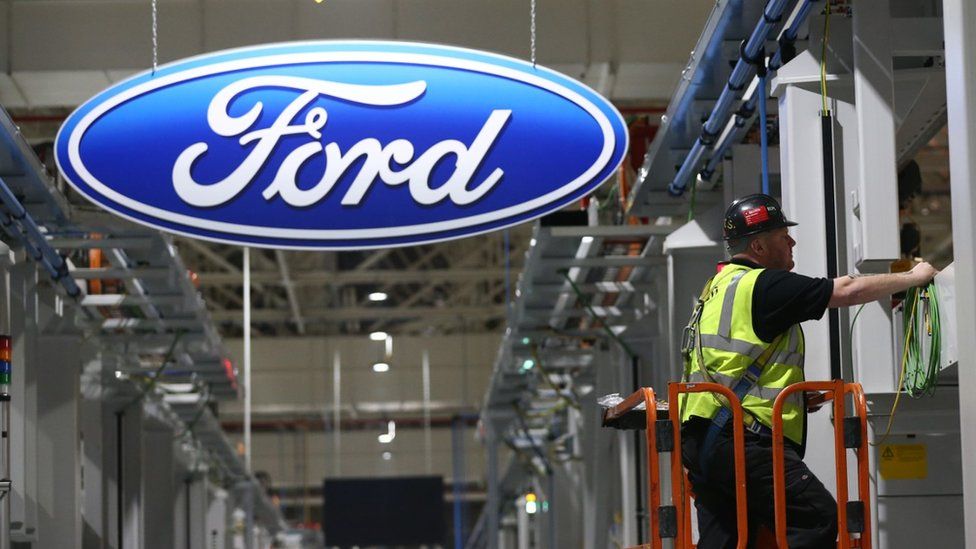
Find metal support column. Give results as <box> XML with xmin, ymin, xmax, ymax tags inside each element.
<box><xmin>516</xmin><ymin>496</ymin><xmax>529</xmax><ymax>549</ymax></box>
<box><xmin>35</xmin><ymin>335</ymin><xmax>84</xmax><ymax>547</ymax></box>
<box><xmin>0</xmin><ymin>393</ymin><xmax>8</xmax><ymax>549</ymax></box>
<box><xmin>486</xmin><ymin>422</ymin><xmax>500</xmax><ymax>549</ymax></box>
<box><xmin>851</xmin><ymin>0</ymin><xmax>900</xmax><ymax>270</ymax></box>
<box><xmin>452</xmin><ymin>416</ymin><xmax>466</xmax><ymax>549</ymax></box>
<box><xmin>242</xmin><ymin>247</ymin><xmax>254</xmax><ymax>549</ymax></box>
<box><xmin>617</xmin><ymin>430</ymin><xmax>636</xmax><ymax>545</ymax></box>
<box><xmin>0</xmin><ymin>244</ymin><xmax>11</xmax><ymax>549</ymax></box>
<box><xmin>629</xmin><ymin>356</ymin><xmax>643</xmax><ymax>543</ymax></box>
<box><xmin>943</xmin><ymin>0</ymin><xmax>976</xmax><ymax>543</ymax></box>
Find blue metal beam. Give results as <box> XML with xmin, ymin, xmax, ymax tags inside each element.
<box><xmin>698</xmin><ymin>0</ymin><xmax>818</xmax><ymax>185</ymax></box>
<box><xmin>0</xmin><ymin>175</ymin><xmax>82</xmax><ymax>297</ymax></box>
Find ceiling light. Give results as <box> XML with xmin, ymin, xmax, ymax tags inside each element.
<box><xmin>530</xmin><ymin>238</ymin><xmax>537</xmax><ymax>246</ymax></box>
<box><xmin>372</xmin><ymin>362</ymin><xmax>390</xmax><ymax>373</ymax></box>
<box><xmin>382</xmin><ymin>451</ymin><xmax>392</xmax><ymax>461</ymax></box>
<box><xmin>368</xmin><ymin>292</ymin><xmax>388</xmax><ymax>302</ymax></box>
<box><xmin>369</xmin><ymin>331</ymin><xmax>388</xmax><ymax>341</ymax></box>
<box><xmin>521</xmin><ymin>359</ymin><xmax>535</xmax><ymax>371</ymax></box>
<box><xmin>378</xmin><ymin>420</ymin><xmax>396</xmax><ymax>443</ymax></box>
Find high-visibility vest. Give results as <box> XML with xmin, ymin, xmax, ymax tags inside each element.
<box><xmin>680</xmin><ymin>263</ymin><xmax>806</xmax><ymax>445</ymax></box>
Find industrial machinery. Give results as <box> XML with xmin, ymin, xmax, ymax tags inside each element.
<box><xmin>0</xmin><ymin>104</ymin><xmax>285</xmax><ymax>546</ymax></box>
<box><xmin>476</xmin><ymin>0</ymin><xmax>971</xmax><ymax>547</ymax></box>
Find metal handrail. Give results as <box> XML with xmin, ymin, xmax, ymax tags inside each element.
<box><xmin>669</xmin><ymin>382</ymin><xmax>749</xmax><ymax>549</ymax></box>
<box><xmin>845</xmin><ymin>382</ymin><xmax>873</xmax><ymax>549</ymax></box>
<box><xmin>771</xmin><ymin>381</ymin><xmax>872</xmax><ymax>549</ymax></box>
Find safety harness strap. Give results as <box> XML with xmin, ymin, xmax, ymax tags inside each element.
<box><xmin>688</xmin><ymin>267</ymin><xmax>785</xmax><ymax>475</ymax></box>
<box><xmin>697</xmin><ymin>340</ymin><xmax>781</xmax><ymax>475</ymax></box>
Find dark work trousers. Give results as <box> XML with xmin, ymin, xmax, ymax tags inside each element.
<box><xmin>680</xmin><ymin>417</ymin><xmax>838</xmax><ymax>549</ymax></box>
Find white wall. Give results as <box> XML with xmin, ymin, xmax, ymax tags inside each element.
<box><xmin>223</xmin><ymin>333</ymin><xmax>499</xmax><ymax>486</ymax></box>
<box><xmin>5</xmin><ymin>0</ymin><xmax>714</xmax><ymax>70</ymax></box>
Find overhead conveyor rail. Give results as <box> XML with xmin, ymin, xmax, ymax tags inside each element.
<box><xmin>0</xmin><ymin>108</ymin><xmax>82</xmax><ymax>297</ymax></box>
<box><xmin>472</xmin><ymin>219</ymin><xmax>676</xmax><ymax>548</ymax></box>
<box><xmin>700</xmin><ymin>0</ymin><xmax>817</xmax><ymax>183</ymax></box>
<box><xmin>667</xmin><ymin>0</ymin><xmax>795</xmax><ymax>196</ymax></box>
<box><xmin>627</xmin><ymin>0</ymin><xmax>820</xmax><ymax>213</ymax></box>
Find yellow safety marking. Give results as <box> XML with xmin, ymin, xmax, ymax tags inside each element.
<box><xmin>879</xmin><ymin>444</ymin><xmax>927</xmax><ymax>480</ymax></box>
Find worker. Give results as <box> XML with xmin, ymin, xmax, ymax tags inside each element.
<box><xmin>679</xmin><ymin>193</ymin><xmax>938</xmax><ymax>549</ymax></box>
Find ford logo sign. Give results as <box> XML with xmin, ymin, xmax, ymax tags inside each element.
<box><xmin>56</xmin><ymin>41</ymin><xmax>628</xmax><ymax>249</ymax></box>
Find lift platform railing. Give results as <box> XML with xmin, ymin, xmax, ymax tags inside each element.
<box><xmin>603</xmin><ymin>387</ymin><xmax>664</xmax><ymax>549</ymax></box>
<box><xmin>669</xmin><ymin>382</ymin><xmax>749</xmax><ymax>549</ymax></box>
<box><xmin>771</xmin><ymin>381</ymin><xmax>872</xmax><ymax>549</ymax></box>
<box><xmin>605</xmin><ymin>380</ymin><xmax>871</xmax><ymax>549</ymax></box>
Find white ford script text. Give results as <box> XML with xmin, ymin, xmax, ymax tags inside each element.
<box><xmin>172</xmin><ymin>76</ymin><xmax>511</xmax><ymax>208</ymax></box>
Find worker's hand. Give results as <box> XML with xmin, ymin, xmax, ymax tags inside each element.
<box><xmin>909</xmin><ymin>261</ymin><xmax>938</xmax><ymax>285</ymax></box>
<box><xmin>805</xmin><ymin>391</ymin><xmax>829</xmax><ymax>413</ymax></box>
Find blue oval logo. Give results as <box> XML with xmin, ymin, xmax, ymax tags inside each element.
<box><xmin>56</xmin><ymin>41</ymin><xmax>627</xmax><ymax>249</ymax></box>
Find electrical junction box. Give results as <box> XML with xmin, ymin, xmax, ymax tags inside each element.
<box><xmin>869</xmin><ymin>264</ymin><xmax>961</xmax><ymax>546</ymax></box>
<box><xmin>934</xmin><ymin>263</ymin><xmax>957</xmax><ymax>371</ymax></box>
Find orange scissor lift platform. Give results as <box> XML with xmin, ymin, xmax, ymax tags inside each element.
<box><xmin>602</xmin><ymin>381</ymin><xmax>871</xmax><ymax>549</ymax></box>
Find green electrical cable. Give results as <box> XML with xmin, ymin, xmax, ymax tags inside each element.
<box><xmin>529</xmin><ymin>344</ymin><xmax>582</xmax><ymax>410</ymax></box>
<box><xmin>902</xmin><ymin>283</ymin><xmax>941</xmax><ymax>397</ymax></box>
<box><xmin>124</xmin><ymin>329</ymin><xmax>185</xmax><ymax>411</ymax></box>
<box><xmin>847</xmin><ymin>282</ymin><xmax>942</xmax><ymax>397</ymax></box>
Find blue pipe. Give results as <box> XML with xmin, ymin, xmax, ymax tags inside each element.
<box><xmin>700</xmin><ymin>105</ymin><xmax>754</xmax><ymax>181</ymax></box>
<box><xmin>0</xmin><ymin>212</ymin><xmax>46</xmax><ymax>271</ymax></box>
<box><xmin>698</xmin><ymin>0</ymin><xmax>816</xmax><ymax>184</ymax></box>
<box><xmin>0</xmin><ymin>176</ymin><xmax>82</xmax><ymax>297</ymax></box>
<box><xmin>769</xmin><ymin>0</ymin><xmax>814</xmax><ymax>70</ymax></box>
<box><xmin>668</xmin><ymin>0</ymin><xmax>796</xmax><ymax>196</ymax></box>
<box><xmin>670</xmin><ymin>140</ymin><xmax>709</xmax><ymax>196</ymax></box>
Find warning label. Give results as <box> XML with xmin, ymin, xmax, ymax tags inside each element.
<box><xmin>879</xmin><ymin>444</ymin><xmax>927</xmax><ymax>480</ymax></box>
<box><xmin>743</xmin><ymin>206</ymin><xmax>770</xmax><ymax>226</ymax></box>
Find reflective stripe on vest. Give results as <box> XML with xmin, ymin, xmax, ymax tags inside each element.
<box><xmin>680</xmin><ymin>264</ymin><xmax>807</xmax><ymax>444</ymax></box>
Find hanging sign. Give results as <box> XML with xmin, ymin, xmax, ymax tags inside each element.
<box><xmin>55</xmin><ymin>41</ymin><xmax>627</xmax><ymax>249</ymax></box>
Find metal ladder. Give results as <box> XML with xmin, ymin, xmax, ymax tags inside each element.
<box><xmin>604</xmin><ymin>381</ymin><xmax>872</xmax><ymax>549</ymax></box>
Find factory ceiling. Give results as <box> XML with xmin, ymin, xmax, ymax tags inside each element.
<box><xmin>0</xmin><ymin>0</ymin><xmax>953</xmax><ymax>337</ymax></box>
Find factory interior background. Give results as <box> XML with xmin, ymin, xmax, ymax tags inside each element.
<box><xmin>0</xmin><ymin>0</ymin><xmax>973</xmax><ymax>547</ymax></box>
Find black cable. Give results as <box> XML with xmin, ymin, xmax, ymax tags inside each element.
<box><xmin>116</xmin><ymin>411</ymin><xmax>124</xmax><ymax>549</ymax></box>
<box><xmin>631</xmin><ymin>355</ymin><xmax>644</xmax><ymax>542</ymax></box>
<box><xmin>821</xmin><ymin>113</ymin><xmax>842</xmax><ymax>380</ymax></box>
<box><xmin>512</xmin><ymin>404</ymin><xmax>551</xmax><ymax>475</ymax></box>
<box><xmin>560</xmin><ymin>271</ymin><xmax>638</xmax><ymax>359</ymax></box>
<box><xmin>185</xmin><ymin>477</ymin><xmax>192</xmax><ymax>549</ymax></box>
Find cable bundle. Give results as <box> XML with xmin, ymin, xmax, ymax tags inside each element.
<box><xmin>901</xmin><ymin>283</ymin><xmax>942</xmax><ymax>397</ymax></box>
<box><xmin>870</xmin><ymin>280</ymin><xmax>943</xmax><ymax>446</ymax></box>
